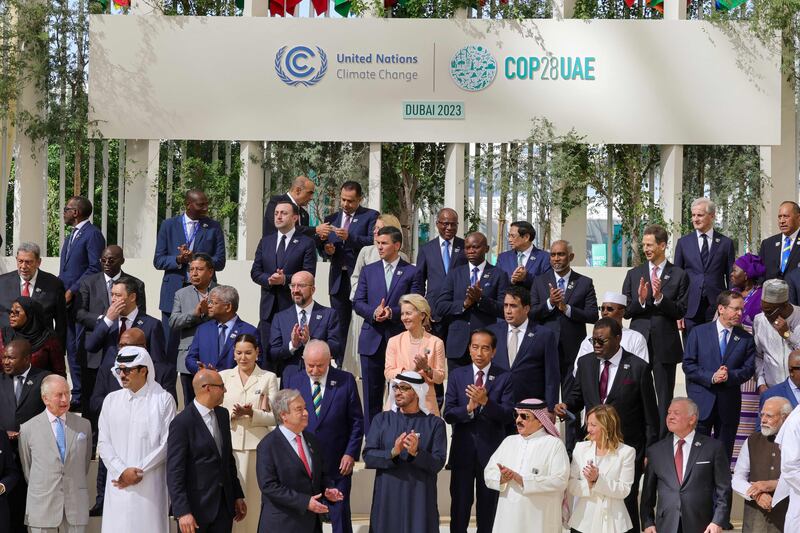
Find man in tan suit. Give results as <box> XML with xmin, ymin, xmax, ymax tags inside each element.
<box><xmin>19</xmin><ymin>374</ymin><xmax>92</xmax><ymax>533</ymax></box>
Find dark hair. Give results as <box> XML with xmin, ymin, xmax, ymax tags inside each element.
<box><xmin>717</xmin><ymin>289</ymin><xmax>743</xmax><ymax>307</ymax></box>
<box><xmin>511</xmin><ymin>221</ymin><xmax>535</xmax><ymax>242</ymax></box>
<box><xmin>112</xmin><ymin>276</ymin><xmax>139</xmax><ymax>299</ymax></box>
<box><xmin>234</xmin><ymin>333</ymin><xmax>259</xmax><ymax>350</ymax></box>
<box><xmin>69</xmin><ymin>196</ymin><xmax>93</xmax><ymax>217</ymax></box>
<box><xmin>470</xmin><ymin>328</ymin><xmax>497</xmax><ymax>349</ymax></box>
<box><xmin>275</xmin><ymin>200</ymin><xmax>300</xmax><ymax>216</ymax></box>
<box><xmin>643</xmin><ymin>224</ymin><xmax>669</xmax><ymax>245</ymax></box>
<box><xmin>505</xmin><ymin>285</ymin><xmax>531</xmax><ymax>307</ymax></box>
<box><xmin>781</xmin><ymin>201</ymin><xmax>800</xmax><ymax>215</ymax></box>
<box><xmin>191</xmin><ymin>253</ymin><xmax>215</xmax><ymax>270</ymax></box>
<box><xmin>6</xmin><ymin>338</ymin><xmax>32</xmax><ymax>357</ymax></box>
<box><xmin>341</xmin><ymin>180</ymin><xmax>363</xmax><ymax>197</ymax></box>
<box><xmin>185</xmin><ymin>188</ymin><xmax>206</xmax><ymax>202</ymax></box>
<box><xmin>594</xmin><ymin>317</ymin><xmax>622</xmax><ymax>337</ymax></box>
<box><xmin>377</xmin><ymin>225</ymin><xmax>402</xmax><ymax>245</ymax></box>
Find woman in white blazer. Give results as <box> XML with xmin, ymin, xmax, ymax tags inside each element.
<box><xmin>568</xmin><ymin>404</ymin><xmax>636</xmax><ymax>533</ymax></box>
<box><xmin>219</xmin><ymin>333</ymin><xmax>279</xmax><ymax>533</ymax></box>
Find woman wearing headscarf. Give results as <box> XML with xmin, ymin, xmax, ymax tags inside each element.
<box><xmin>0</xmin><ymin>296</ymin><xmax>64</xmax><ymax>376</ymax></box>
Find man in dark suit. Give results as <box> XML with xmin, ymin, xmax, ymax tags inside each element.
<box><xmin>674</xmin><ymin>197</ymin><xmax>735</xmax><ymax>337</ymax></box>
<box><xmin>0</xmin><ymin>431</ymin><xmax>20</xmax><ymax>532</ymax></box>
<box><xmin>444</xmin><ymin>328</ymin><xmax>514</xmax><ymax>533</ymax></box>
<box><xmin>153</xmin><ymin>189</ymin><xmax>226</xmax><ymax>346</ymax></box>
<box><xmin>759</xmin><ymin>200</ymin><xmax>800</xmax><ymax>281</ymax></box>
<box><xmin>622</xmin><ymin>224</ymin><xmax>689</xmax><ymax>435</ymax></box>
<box><xmin>556</xmin><ymin>317</ymin><xmax>659</xmax><ymax>532</ymax></box>
<box><xmin>168</xmin><ymin>368</ymin><xmax>246</xmax><ymax>533</ymax></box>
<box><xmin>59</xmin><ymin>195</ymin><xmax>105</xmax><ymax>408</ymax></box>
<box><xmin>0</xmin><ymin>242</ymin><xmax>67</xmax><ymax>348</ymax></box>
<box><xmin>640</xmin><ymin>397</ymin><xmax>731</xmax><ymax>533</ymax></box>
<box><xmin>282</xmin><ymin>340</ymin><xmax>363</xmax><ymax>533</ymax></box>
<box><xmin>0</xmin><ymin>338</ymin><xmax>49</xmax><ymax>533</ymax></box>
<box><xmin>760</xmin><ymin>350</ymin><xmax>800</xmax><ymax>413</ymax></box>
<box><xmin>488</xmin><ymin>285</ymin><xmax>560</xmax><ymax>408</ymax></box>
<box><xmin>353</xmin><ymin>225</ymin><xmax>422</xmax><ymax>434</ymax></box>
<box><xmin>185</xmin><ymin>285</ymin><xmax>260</xmax><ymax>373</ymax></box>
<box><xmin>320</xmin><ymin>181</ymin><xmax>380</xmax><ymax>349</ymax></box>
<box><xmin>683</xmin><ymin>290</ymin><xmax>756</xmax><ymax>460</ymax></box>
<box><xmin>252</xmin><ymin>201</ymin><xmax>317</xmax><ymax>357</ymax></box>
<box><xmin>270</xmin><ymin>271</ymin><xmax>341</xmax><ymax>378</ymax></box>
<box><xmin>75</xmin><ymin>245</ymin><xmax>146</xmax><ymax>418</ymax></box>
<box><xmin>495</xmin><ymin>221</ymin><xmax>551</xmax><ymax>289</ymax></box>
<box><xmin>262</xmin><ymin>175</ymin><xmax>317</xmax><ymax>238</ymax></box>
<box><xmin>256</xmin><ymin>388</ymin><xmax>344</xmax><ymax>533</ymax></box>
<box><xmin>435</xmin><ymin>232</ymin><xmax>509</xmax><ymax>371</ymax></box>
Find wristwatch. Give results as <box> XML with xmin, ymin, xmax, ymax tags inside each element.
<box><xmin>783</xmin><ymin>330</ymin><xmax>792</xmax><ymax>340</ymax></box>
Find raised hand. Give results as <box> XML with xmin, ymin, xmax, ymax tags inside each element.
<box><xmin>637</xmin><ymin>277</ymin><xmax>649</xmax><ymax>303</ymax></box>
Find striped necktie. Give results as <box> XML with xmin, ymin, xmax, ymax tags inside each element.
<box><xmin>312</xmin><ymin>381</ymin><xmax>322</xmax><ymax>416</ymax></box>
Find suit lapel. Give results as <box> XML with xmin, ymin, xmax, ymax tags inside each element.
<box><xmin>17</xmin><ymin>373</ymin><xmax>36</xmax><ymax>406</ymax></box>
<box><xmin>190</xmin><ymin>403</ymin><xmax>221</xmax><ymax>457</ymax></box>
<box><xmin>387</xmin><ymin>260</ymin><xmax>407</xmax><ymax>298</ymax></box>
<box><xmin>64</xmin><ymin>414</ymin><xmax>79</xmax><ymax>460</ymax></box>
<box><xmin>316</xmin><ymin>373</ymin><xmax>338</xmax><ymax>425</ymax></box>
<box><xmin>563</xmin><ymin>271</ymin><xmax>579</xmax><ymax>303</ymax></box>
<box><xmin>39</xmin><ymin>413</ymin><xmax>62</xmax><ymax>459</ymax></box>
<box><xmin>681</xmin><ymin>436</ymin><xmax>704</xmax><ymax>485</ymax></box>
<box><xmin>723</xmin><ymin>327</ymin><xmax>742</xmax><ymax>363</ymax></box>
<box><xmin>512</xmin><ymin>325</ymin><xmax>536</xmax><ymax>369</ymax></box>
<box><xmin>308</xmin><ymin>305</ymin><xmax>323</xmax><ymax>338</ymax></box>
<box><xmin>217</xmin><ymin>319</ymin><xmax>240</xmax><ymax>365</ymax></box>
<box><xmin>277</xmin><ymin>428</ymin><xmax>311</xmax><ymax>477</ymax></box>
<box><xmin>449</xmin><ymin>240</ymin><xmax>462</xmax><ymax>271</ymax></box>
<box><xmin>494</xmin><ymin>328</ymin><xmax>510</xmax><ymax>369</ymax></box>
<box><xmin>604</xmin><ymin>355</ymin><xmax>627</xmax><ymax>404</ymax></box>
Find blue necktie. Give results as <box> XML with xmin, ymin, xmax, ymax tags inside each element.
<box><xmin>218</xmin><ymin>324</ymin><xmax>228</xmax><ymax>358</ymax></box>
<box><xmin>55</xmin><ymin>417</ymin><xmax>66</xmax><ymax>463</ymax></box>
<box><xmin>470</xmin><ymin>266</ymin><xmax>479</xmax><ymax>286</ymax></box>
<box><xmin>442</xmin><ymin>241</ymin><xmax>450</xmax><ymax>274</ymax></box>
<box><xmin>299</xmin><ymin>309</ymin><xmax>307</xmax><ymax>330</ymax></box>
<box><xmin>782</xmin><ymin>236</ymin><xmax>792</xmax><ymax>272</ymax></box>
<box><xmin>719</xmin><ymin>329</ymin><xmax>728</xmax><ymax>360</ymax></box>
<box><xmin>558</xmin><ymin>277</ymin><xmax>566</xmax><ymax>292</ymax></box>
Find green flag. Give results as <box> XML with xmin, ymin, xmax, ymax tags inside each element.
<box><xmin>235</xmin><ymin>0</ymin><xmax>244</xmax><ymax>9</ymax></box>
<box><xmin>716</xmin><ymin>0</ymin><xmax>746</xmax><ymax>9</ymax></box>
<box><xmin>334</xmin><ymin>0</ymin><xmax>351</xmax><ymax>16</ymax></box>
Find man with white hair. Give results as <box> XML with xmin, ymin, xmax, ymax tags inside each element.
<box><xmin>574</xmin><ymin>291</ymin><xmax>649</xmax><ymax>373</ymax></box>
<box><xmin>484</xmin><ymin>398</ymin><xmax>569</xmax><ymax>532</ymax></box>
<box><xmin>733</xmin><ymin>396</ymin><xmax>790</xmax><ymax>532</ymax></box>
<box><xmin>363</xmin><ymin>371</ymin><xmax>447</xmax><ymax>533</ymax></box>
<box><xmin>775</xmin><ymin>401</ymin><xmax>800</xmax><ymax>527</ymax></box>
<box><xmin>97</xmin><ymin>346</ymin><xmax>176</xmax><ymax>533</ymax></box>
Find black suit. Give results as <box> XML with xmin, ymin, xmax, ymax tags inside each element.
<box><xmin>167</xmin><ymin>402</ymin><xmax>244</xmax><ymax>532</ymax></box>
<box><xmin>564</xmin><ymin>349</ymin><xmax>659</xmax><ymax>532</ymax></box>
<box><xmin>640</xmin><ymin>433</ymin><xmax>731</xmax><ymax>533</ymax></box>
<box><xmin>622</xmin><ymin>261</ymin><xmax>689</xmax><ymax>435</ymax></box>
<box><xmin>760</xmin><ymin>231</ymin><xmax>800</xmax><ymax>281</ymax></box>
<box><xmin>256</xmin><ymin>428</ymin><xmax>331</xmax><ymax>533</ymax></box>
<box><xmin>263</xmin><ymin>193</ymin><xmax>315</xmax><ymax>239</ymax></box>
<box><xmin>0</xmin><ymin>431</ymin><xmax>20</xmax><ymax>532</ymax></box>
<box><xmin>415</xmin><ymin>236</ymin><xmax>467</xmax><ymax>326</ymax></box>
<box><xmin>0</xmin><ymin>269</ymin><xmax>67</xmax><ymax>350</ymax></box>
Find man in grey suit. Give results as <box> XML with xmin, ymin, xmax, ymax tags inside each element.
<box><xmin>640</xmin><ymin>397</ymin><xmax>731</xmax><ymax>533</ymax></box>
<box><xmin>18</xmin><ymin>374</ymin><xmax>92</xmax><ymax>533</ymax></box>
<box><xmin>168</xmin><ymin>253</ymin><xmax>216</xmax><ymax>407</ymax></box>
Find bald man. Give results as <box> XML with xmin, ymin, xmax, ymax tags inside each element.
<box><xmin>168</xmin><ymin>369</ymin><xmax>246</xmax><ymax>533</ymax></box>
<box><xmin>263</xmin><ymin>176</ymin><xmax>318</xmax><ymax>239</ymax></box>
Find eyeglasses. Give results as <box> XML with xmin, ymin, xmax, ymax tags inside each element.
<box><xmin>590</xmin><ymin>337</ymin><xmax>610</xmax><ymax>346</ymax></box>
<box><xmin>63</xmin><ymin>206</ymin><xmax>77</xmax><ymax>213</ymax></box>
<box><xmin>289</xmin><ymin>283</ymin><xmax>312</xmax><ymax>289</ymax></box>
<box><xmin>598</xmin><ymin>305</ymin><xmax>620</xmax><ymax>313</ymax></box>
<box><xmin>515</xmin><ymin>412</ymin><xmax>531</xmax><ymax>420</ymax></box>
<box><xmin>8</xmin><ymin>309</ymin><xmax>22</xmax><ymax>316</ymax></box>
<box><xmin>391</xmin><ymin>384</ymin><xmax>413</xmax><ymax>392</ymax></box>
<box><xmin>114</xmin><ymin>365</ymin><xmax>145</xmax><ymax>376</ymax></box>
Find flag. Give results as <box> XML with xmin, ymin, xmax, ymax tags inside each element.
<box><xmin>716</xmin><ymin>0</ymin><xmax>746</xmax><ymax>9</ymax></box>
<box><xmin>113</xmin><ymin>0</ymin><xmax>130</xmax><ymax>6</ymax></box>
<box><xmin>270</xmin><ymin>0</ymin><xmax>302</xmax><ymax>16</ymax></box>
<box><xmin>312</xmin><ymin>0</ymin><xmax>328</xmax><ymax>15</ymax></box>
<box><xmin>647</xmin><ymin>0</ymin><xmax>664</xmax><ymax>12</ymax></box>
<box><xmin>624</xmin><ymin>0</ymin><xmax>635</xmax><ymax>7</ymax></box>
<box><xmin>235</xmin><ymin>0</ymin><xmax>244</xmax><ymax>9</ymax></box>
<box><xmin>334</xmin><ymin>0</ymin><xmax>351</xmax><ymax>16</ymax></box>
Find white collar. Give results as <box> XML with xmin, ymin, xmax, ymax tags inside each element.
<box><xmin>193</xmin><ymin>399</ymin><xmax>213</xmax><ymax>417</ymax></box>
<box><xmin>508</xmin><ymin>319</ymin><xmax>529</xmax><ymax>333</ymax></box>
<box><xmin>286</xmin><ymin>192</ymin><xmax>299</xmax><ymax>206</ymax></box>
<box><xmin>104</xmin><ymin>271</ymin><xmax>122</xmax><ymax>283</ymax></box>
<box><xmin>295</xmin><ymin>302</ymin><xmax>314</xmax><ymax>316</ymax></box>
<box><xmin>121</xmin><ymin>307</ymin><xmax>139</xmax><ymax>326</ymax></box>
<box><xmin>309</xmin><ymin>371</ymin><xmax>328</xmax><ymax>386</ymax></box>
<box><xmin>383</xmin><ymin>257</ymin><xmax>401</xmax><ymax>270</ymax></box>
<box><xmin>473</xmin><ymin>362</ymin><xmax>491</xmax><ymax>376</ymax></box>
<box><xmin>673</xmin><ymin>430</ymin><xmax>696</xmax><ymax>447</ymax></box>
<box><xmin>782</xmin><ymin>228</ymin><xmax>800</xmax><ymax>244</ymax></box>
<box><xmin>716</xmin><ymin>320</ymin><xmax>733</xmax><ymax>337</ymax></box>
<box><xmin>14</xmin><ymin>365</ymin><xmax>32</xmax><ymax>382</ymax></box>
<box><xmin>183</xmin><ymin>213</ymin><xmax>199</xmax><ymax>224</ymax></box>
<box><xmin>20</xmin><ymin>270</ymin><xmax>38</xmax><ymax>286</ymax></box>
<box><xmin>73</xmin><ymin>219</ymin><xmax>89</xmax><ymax>232</ymax></box>
<box><xmin>599</xmin><ymin>348</ymin><xmax>623</xmax><ymax>367</ymax></box>
<box><xmin>648</xmin><ymin>259</ymin><xmax>668</xmax><ymax>272</ymax></box>
<box><xmin>439</xmin><ymin>235</ymin><xmax>452</xmax><ymax>247</ymax></box>
<box><xmin>468</xmin><ymin>260</ymin><xmax>487</xmax><ymax>272</ymax></box>
<box><xmin>554</xmin><ymin>270</ymin><xmax>572</xmax><ymax>283</ymax></box>
<box><xmin>278</xmin><ymin>226</ymin><xmax>296</xmax><ymax>243</ymax></box>
<box><xmin>46</xmin><ymin>408</ymin><xmax>66</xmax><ymax>424</ymax></box>
<box><xmin>696</xmin><ymin>228</ymin><xmax>714</xmax><ymax>240</ymax></box>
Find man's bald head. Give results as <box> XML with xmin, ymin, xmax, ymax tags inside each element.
<box><xmin>290</xmin><ymin>176</ymin><xmax>315</xmax><ymax>207</ymax></box>
<box><xmin>119</xmin><ymin>328</ymin><xmax>146</xmax><ymax>349</ymax></box>
<box><xmin>193</xmin><ymin>368</ymin><xmax>225</xmax><ymax>408</ymax></box>
<box><xmin>291</xmin><ymin>271</ymin><xmax>316</xmax><ymax>307</ymax></box>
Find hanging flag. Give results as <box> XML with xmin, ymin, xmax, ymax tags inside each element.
<box><xmin>92</xmin><ymin>0</ymin><xmax>109</xmax><ymax>9</ymax></box>
<box><xmin>113</xmin><ymin>0</ymin><xmax>130</xmax><ymax>6</ymax></box>
<box><xmin>312</xmin><ymin>0</ymin><xmax>328</xmax><ymax>15</ymax></box>
<box><xmin>235</xmin><ymin>0</ymin><xmax>244</xmax><ymax>9</ymax></box>
<box><xmin>270</xmin><ymin>0</ymin><xmax>302</xmax><ymax>16</ymax></box>
<box><xmin>716</xmin><ymin>0</ymin><xmax>746</xmax><ymax>9</ymax></box>
<box><xmin>624</xmin><ymin>0</ymin><xmax>635</xmax><ymax>7</ymax></box>
<box><xmin>334</xmin><ymin>0</ymin><xmax>350</xmax><ymax>16</ymax></box>
<box><xmin>647</xmin><ymin>0</ymin><xmax>664</xmax><ymax>12</ymax></box>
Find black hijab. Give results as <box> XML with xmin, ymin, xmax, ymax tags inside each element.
<box><xmin>2</xmin><ymin>296</ymin><xmax>54</xmax><ymax>352</ymax></box>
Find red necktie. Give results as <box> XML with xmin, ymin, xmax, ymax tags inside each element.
<box><xmin>21</xmin><ymin>281</ymin><xmax>30</xmax><ymax>297</ymax></box>
<box><xmin>295</xmin><ymin>434</ymin><xmax>312</xmax><ymax>478</ymax></box>
<box><xmin>675</xmin><ymin>439</ymin><xmax>685</xmax><ymax>484</ymax></box>
<box><xmin>476</xmin><ymin>370</ymin><xmax>484</xmax><ymax>388</ymax></box>
<box><xmin>599</xmin><ymin>360</ymin><xmax>611</xmax><ymax>403</ymax></box>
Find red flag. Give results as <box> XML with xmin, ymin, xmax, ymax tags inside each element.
<box><xmin>312</xmin><ymin>0</ymin><xmax>328</xmax><ymax>14</ymax></box>
<box><xmin>624</xmin><ymin>0</ymin><xmax>635</xmax><ymax>6</ymax></box>
<box><xmin>270</xmin><ymin>0</ymin><xmax>302</xmax><ymax>16</ymax></box>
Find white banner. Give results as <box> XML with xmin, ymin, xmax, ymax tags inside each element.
<box><xmin>88</xmin><ymin>16</ymin><xmax>780</xmax><ymax>145</ymax></box>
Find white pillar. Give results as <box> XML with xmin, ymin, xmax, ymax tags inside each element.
<box><xmin>123</xmin><ymin>139</ymin><xmax>160</xmax><ymax>257</ymax></box>
<box><xmin>244</xmin><ymin>0</ymin><xmax>268</xmax><ymax>16</ymax></box>
<box><xmin>238</xmin><ymin>141</ymin><xmax>264</xmax><ymax>260</ymax></box>
<box><xmin>444</xmin><ymin>143</ymin><xmax>466</xmax><ymax>238</ymax></box>
<box><xmin>368</xmin><ymin>142</ymin><xmax>381</xmax><ymax>211</ymax></box>
<box><xmin>551</xmin><ymin>0</ymin><xmax>576</xmax><ymax>19</ymax></box>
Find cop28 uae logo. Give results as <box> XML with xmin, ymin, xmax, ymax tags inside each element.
<box><xmin>275</xmin><ymin>45</ymin><xmax>328</xmax><ymax>87</ymax></box>
<box><xmin>449</xmin><ymin>45</ymin><xmax>497</xmax><ymax>92</ymax></box>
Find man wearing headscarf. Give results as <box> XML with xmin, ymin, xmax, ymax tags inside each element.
<box><xmin>97</xmin><ymin>346</ymin><xmax>176</xmax><ymax>533</ymax></box>
<box><xmin>753</xmin><ymin>279</ymin><xmax>800</xmax><ymax>393</ymax></box>
<box><xmin>363</xmin><ymin>371</ymin><xmax>446</xmax><ymax>533</ymax></box>
<box><xmin>484</xmin><ymin>398</ymin><xmax>569</xmax><ymax>532</ymax></box>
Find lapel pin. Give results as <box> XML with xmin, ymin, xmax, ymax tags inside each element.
<box><xmin>255</xmin><ymin>389</ymin><xmax>261</xmax><ymax>395</ymax></box>
<box><xmin>715</xmin><ymin>238</ymin><xmax>720</xmax><ymax>243</ymax></box>
<box><xmin>776</xmin><ymin>241</ymin><xmax>781</xmax><ymax>247</ymax></box>
<box><xmin>26</xmin><ymin>380</ymin><xmax>33</xmax><ymax>386</ymax></box>
<box><xmin>733</xmin><ymin>336</ymin><xmax>740</xmax><ymax>342</ymax></box>
<box><xmin>694</xmin><ymin>442</ymin><xmax>701</xmax><ymax>447</ymax></box>
<box><xmin>353</xmin><ymin>218</ymin><xmax>359</xmax><ymax>223</ymax></box>
<box><xmin>567</xmin><ymin>282</ymin><xmax>575</xmax><ymax>290</ymax></box>
<box><xmin>454</xmin><ymin>247</ymin><xmax>461</xmax><ymax>252</ymax></box>
<box><xmin>623</xmin><ymin>364</ymin><xmax>630</xmax><ymax>370</ymax></box>
<box><xmin>229</xmin><ymin>333</ymin><xmax>236</xmax><ymax>339</ymax></box>
<box><xmin>315</xmin><ymin>314</ymin><xmax>322</xmax><ymax>320</ymax></box>
<box><xmin>330</xmin><ymin>380</ymin><xmax>337</xmax><ymax>386</ymax></box>
<box><xmin>35</xmin><ymin>287</ymin><xmax>42</xmax><ymax>293</ymax></box>
<box><xmin>488</xmin><ymin>375</ymin><xmax>495</xmax><ymax>381</ymax></box>
<box><xmin>527</xmin><ymin>332</ymin><xmax>534</xmax><ymax>338</ymax></box>
<box><xmin>396</xmin><ymin>270</ymin><xmax>403</xmax><ymax>276</ymax></box>
<box><xmin>202</xmin><ymin>222</ymin><xmax>209</xmax><ymax>228</ymax></box>
<box><xmin>292</xmin><ymin>239</ymin><xmax>299</xmax><ymax>244</ymax></box>
<box><xmin>664</xmin><ymin>275</ymin><xmax>670</xmax><ymax>280</ymax></box>
<box><xmin>137</xmin><ymin>320</ymin><xmax>143</xmax><ymax>326</ymax></box>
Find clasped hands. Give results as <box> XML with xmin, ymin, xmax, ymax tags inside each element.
<box><xmin>291</xmin><ymin>323</ymin><xmax>311</xmax><ymax>347</ymax></box>
<box><xmin>267</xmin><ymin>268</ymin><xmax>286</xmax><ymax>286</ymax></box>
<box><xmin>747</xmin><ymin>480</ymin><xmax>777</xmax><ymax>511</ymax></box>
<box><xmin>547</xmin><ymin>283</ymin><xmax>567</xmax><ymax>313</ymax></box>
<box><xmin>463</xmin><ymin>283</ymin><xmax>483</xmax><ymax>309</ymax></box>
<box><xmin>638</xmin><ymin>275</ymin><xmax>662</xmax><ymax>304</ymax></box>
<box><xmin>497</xmin><ymin>463</ymin><xmax>522</xmax><ymax>486</ymax></box>
<box><xmin>373</xmin><ymin>298</ymin><xmax>392</xmax><ymax>322</ymax></box>
<box><xmin>711</xmin><ymin>365</ymin><xmax>728</xmax><ymax>385</ymax></box>
<box><xmin>465</xmin><ymin>384</ymin><xmax>488</xmax><ymax>413</ymax></box>
<box><xmin>231</xmin><ymin>403</ymin><xmax>254</xmax><ymax>419</ymax></box>
<box><xmin>176</xmin><ymin>244</ymin><xmax>193</xmax><ymax>265</ymax></box>
<box><xmin>112</xmin><ymin>467</ymin><xmax>143</xmax><ymax>489</ymax></box>
<box><xmin>391</xmin><ymin>431</ymin><xmax>420</xmax><ymax>457</ymax></box>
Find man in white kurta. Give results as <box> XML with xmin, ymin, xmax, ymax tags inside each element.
<box><xmin>485</xmin><ymin>398</ymin><xmax>569</xmax><ymax>532</ymax></box>
<box><xmin>97</xmin><ymin>346</ymin><xmax>176</xmax><ymax>533</ymax></box>
<box><xmin>775</xmin><ymin>402</ymin><xmax>800</xmax><ymax>526</ymax></box>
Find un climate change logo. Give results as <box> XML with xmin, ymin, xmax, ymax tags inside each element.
<box><xmin>449</xmin><ymin>45</ymin><xmax>497</xmax><ymax>92</ymax></box>
<box><xmin>275</xmin><ymin>45</ymin><xmax>328</xmax><ymax>87</ymax></box>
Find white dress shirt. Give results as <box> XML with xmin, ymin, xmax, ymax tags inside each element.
<box><xmin>71</xmin><ymin>219</ymin><xmax>89</xmax><ymax>242</ymax></box>
<box><xmin>640</xmin><ymin>259</ymin><xmax>668</xmax><ymax>307</ymax></box>
<box><xmin>193</xmin><ymin>399</ymin><xmax>222</xmax><ymax>451</ymax></box>
<box><xmin>13</xmin><ymin>365</ymin><xmax>32</xmax><ymax>399</ymax></box>
<box><xmin>547</xmin><ymin>270</ymin><xmax>573</xmax><ymax>317</ymax></box>
<box><xmin>382</xmin><ymin>257</ymin><xmax>401</xmax><ymax>272</ymax></box>
<box><xmin>309</xmin><ymin>371</ymin><xmax>329</xmax><ymax>399</ymax></box>
<box><xmin>507</xmin><ymin>319</ymin><xmax>528</xmax><ymax>367</ymax></box>
<box><xmin>439</xmin><ymin>236</ymin><xmax>453</xmax><ymax>263</ymax></box>
<box><xmin>716</xmin><ymin>320</ymin><xmax>732</xmax><ymax>358</ymax></box>
<box><xmin>516</xmin><ymin>243</ymin><xmax>534</xmax><ymax>266</ymax></box>
<box><xmin>779</xmin><ymin>229</ymin><xmax>800</xmax><ymax>269</ymax></box>
<box><xmin>597</xmin><ymin>349</ymin><xmax>623</xmax><ymax>402</ymax></box>
<box><xmin>467</xmin><ymin>260</ymin><xmax>487</xmax><ymax>282</ymax></box>
<box><xmin>19</xmin><ymin>270</ymin><xmax>38</xmax><ymax>295</ymax></box>
<box><xmin>276</xmin><ymin>227</ymin><xmax>296</xmax><ymax>252</ymax></box>
<box><xmin>278</xmin><ymin>424</ymin><xmax>313</xmax><ymax>472</ymax></box>
<box><xmin>45</xmin><ymin>408</ymin><xmax>68</xmax><ymax>449</ymax></box>
<box><xmin>473</xmin><ymin>362</ymin><xmax>492</xmax><ymax>384</ymax></box>
<box><xmin>696</xmin><ymin>229</ymin><xmax>715</xmax><ymax>252</ymax></box>
<box><xmin>289</xmin><ymin>302</ymin><xmax>315</xmax><ymax>352</ymax></box>
<box><xmin>182</xmin><ymin>213</ymin><xmax>199</xmax><ymax>252</ymax></box>
<box><xmin>673</xmin><ymin>430</ymin><xmax>696</xmax><ymax>476</ymax></box>
<box><xmin>575</xmin><ymin>328</ymin><xmax>649</xmax><ymax>375</ymax></box>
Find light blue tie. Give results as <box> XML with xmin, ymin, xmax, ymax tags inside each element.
<box><xmin>470</xmin><ymin>266</ymin><xmax>479</xmax><ymax>286</ymax></box>
<box><xmin>558</xmin><ymin>277</ymin><xmax>566</xmax><ymax>292</ymax></box>
<box><xmin>517</xmin><ymin>251</ymin><xmax>525</xmax><ymax>267</ymax></box>
<box><xmin>442</xmin><ymin>241</ymin><xmax>450</xmax><ymax>274</ymax></box>
<box><xmin>385</xmin><ymin>263</ymin><xmax>394</xmax><ymax>292</ymax></box>
<box><xmin>719</xmin><ymin>329</ymin><xmax>729</xmax><ymax>360</ymax></box>
<box><xmin>782</xmin><ymin>236</ymin><xmax>792</xmax><ymax>272</ymax></box>
<box><xmin>55</xmin><ymin>417</ymin><xmax>66</xmax><ymax>463</ymax></box>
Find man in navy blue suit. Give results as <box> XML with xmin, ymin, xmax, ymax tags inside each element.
<box><xmin>353</xmin><ymin>225</ymin><xmax>422</xmax><ymax>434</ymax></box>
<box><xmin>488</xmin><ymin>285</ymin><xmax>560</xmax><ymax>408</ymax></box>
<box><xmin>153</xmin><ymin>189</ymin><xmax>226</xmax><ymax>349</ymax></box>
<box><xmin>435</xmin><ymin>232</ymin><xmax>509</xmax><ymax>371</ymax></box>
<box><xmin>674</xmin><ymin>197</ymin><xmax>735</xmax><ymax>337</ymax></box>
<box><xmin>444</xmin><ymin>328</ymin><xmax>514</xmax><ymax>533</ymax></box>
<box><xmin>252</xmin><ymin>201</ymin><xmax>317</xmax><ymax>361</ymax></box>
<box><xmin>270</xmin><ymin>271</ymin><xmax>341</xmax><ymax>379</ymax></box>
<box><xmin>320</xmin><ymin>181</ymin><xmax>379</xmax><ymax>350</ymax></box>
<box><xmin>759</xmin><ymin>200</ymin><xmax>800</xmax><ymax>281</ymax></box>
<box><xmin>282</xmin><ymin>340</ymin><xmax>363</xmax><ymax>533</ymax></box>
<box><xmin>185</xmin><ymin>285</ymin><xmax>259</xmax><ymax>373</ymax></box>
<box><xmin>59</xmin><ymin>195</ymin><xmax>105</xmax><ymax>407</ymax></box>
<box><xmin>684</xmin><ymin>290</ymin><xmax>756</xmax><ymax>460</ymax></box>
<box><xmin>760</xmin><ymin>350</ymin><xmax>800</xmax><ymax>413</ymax></box>
<box><xmin>495</xmin><ymin>221</ymin><xmax>551</xmax><ymax>289</ymax></box>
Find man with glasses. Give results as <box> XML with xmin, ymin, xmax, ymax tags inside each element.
<box><xmin>270</xmin><ymin>271</ymin><xmax>341</xmax><ymax>379</ymax></box>
<box><xmin>556</xmin><ymin>318</ymin><xmax>658</xmax><ymax>532</ymax></box>
<box><xmin>683</xmin><ymin>290</ymin><xmax>756</xmax><ymax>461</ymax></box>
<box><xmin>753</xmin><ymin>279</ymin><xmax>800</xmax><ymax>394</ymax></box>
<box><xmin>496</xmin><ymin>221</ymin><xmax>551</xmax><ymax>288</ymax></box>
<box><xmin>97</xmin><ymin>346</ymin><xmax>176</xmax><ymax>533</ymax></box>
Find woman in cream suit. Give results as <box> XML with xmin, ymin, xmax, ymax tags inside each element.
<box><xmin>220</xmin><ymin>333</ymin><xmax>279</xmax><ymax>533</ymax></box>
<box><xmin>568</xmin><ymin>404</ymin><xmax>635</xmax><ymax>533</ymax></box>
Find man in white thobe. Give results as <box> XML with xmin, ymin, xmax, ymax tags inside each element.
<box><xmin>97</xmin><ymin>346</ymin><xmax>176</xmax><ymax>533</ymax></box>
<box><xmin>775</xmin><ymin>401</ymin><xmax>800</xmax><ymax>526</ymax></box>
<box><xmin>484</xmin><ymin>398</ymin><xmax>569</xmax><ymax>532</ymax></box>
<box><xmin>753</xmin><ymin>279</ymin><xmax>800</xmax><ymax>393</ymax></box>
